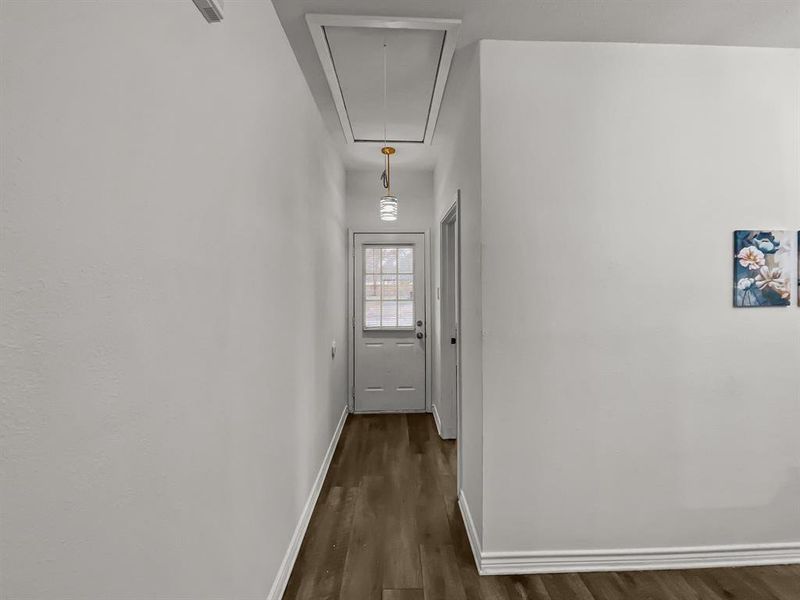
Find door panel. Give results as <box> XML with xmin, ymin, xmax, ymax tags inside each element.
<box><xmin>354</xmin><ymin>233</ymin><xmax>426</xmax><ymax>412</ymax></box>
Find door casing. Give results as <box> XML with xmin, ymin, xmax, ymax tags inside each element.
<box><xmin>347</xmin><ymin>229</ymin><xmax>432</xmax><ymax>414</ymax></box>
<box><xmin>438</xmin><ymin>196</ymin><xmax>461</xmax><ymax>440</ymax></box>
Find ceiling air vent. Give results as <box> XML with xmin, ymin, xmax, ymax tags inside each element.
<box><xmin>192</xmin><ymin>0</ymin><xmax>223</xmax><ymax>23</ymax></box>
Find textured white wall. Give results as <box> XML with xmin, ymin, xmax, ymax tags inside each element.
<box><xmin>432</xmin><ymin>42</ymin><xmax>484</xmax><ymax>540</ymax></box>
<box><xmin>0</xmin><ymin>2</ymin><xmax>347</xmax><ymax>598</ymax></box>
<box><xmin>479</xmin><ymin>40</ymin><xmax>800</xmax><ymax>552</ymax></box>
<box><xmin>346</xmin><ymin>169</ymin><xmax>434</xmax><ymax>232</ymax></box>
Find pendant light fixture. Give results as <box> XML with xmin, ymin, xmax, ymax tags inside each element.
<box><xmin>379</xmin><ymin>146</ymin><xmax>397</xmax><ymax>222</ymax></box>
<box><xmin>379</xmin><ymin>41</ymin><xmax>398</xmax><ymax>222</ymax></box>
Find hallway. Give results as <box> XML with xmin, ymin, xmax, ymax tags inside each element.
<box><xmin>282</xmin><ymin>414</ymin><xmax>799</xmax><ymax>599</ymax></box>
<box><xmin>5</xmin><ymin>3</ymin><xmax>800</xmax><ymax>598</ymax></box>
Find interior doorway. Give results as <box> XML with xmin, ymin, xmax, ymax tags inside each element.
<box><xmin>351</xmin><ymin>232</ymin><xmax>428</xmax><ymax>413</ymax></box>
<box><xmin>439</xmin><ymin>193</ymin><xmax>461</xmax><ymax>451</ymax></box>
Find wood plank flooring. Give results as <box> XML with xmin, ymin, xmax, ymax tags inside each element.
<box><xmin>282</xmin><ymin>414</ymin><xmax>800</xmax><ymax>599</ymax></box>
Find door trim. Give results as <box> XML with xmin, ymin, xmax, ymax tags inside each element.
<box><xmin>438</xmin><ymin>196</ymin><xmax>461</xmax><ymax>440</ymax></box>
<box><xmin>347</xmin><ymin>229</ymin><xmax>432</xmax><ymax>414</ymax></box>
<box><xmin>439</xmin><ymin>192</ymin><xmax>462</xmax><ymax>488</ymax></box>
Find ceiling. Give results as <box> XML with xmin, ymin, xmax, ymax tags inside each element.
<box><xmin>322</xmin><ymin>25</ymin><xmax>445</xmax><ymax>143</ymax></box>
<box><xmin>272</xmin><ymin>0</ymin><xmax>800</xmax><ymax>170</ymax></box>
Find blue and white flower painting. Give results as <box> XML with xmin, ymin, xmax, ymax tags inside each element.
<box><xmin>733</xmin><ymin>230</ymin><xmax>791</xmax><ymax>307</ymax></box>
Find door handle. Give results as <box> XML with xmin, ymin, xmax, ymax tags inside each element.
<box><xmin>451</xmin><ymin>337</ymin><xmax>457</xmax><ymax>344</ymax></box>
<box><xmin>416</xmin><ymin>332</ymin><xmax>424</xmax><ymax>339</ymax></box>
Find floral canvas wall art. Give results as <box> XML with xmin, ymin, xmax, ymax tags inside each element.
<box><xmin>733</xmin><ymin>230</ymin><xmax>792</xmax><ymax>308</ymax></box>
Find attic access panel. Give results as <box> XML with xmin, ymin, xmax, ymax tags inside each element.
<box><xmin>306</xmin><ymin>14</ymin><xmax>461</xmax><ymax>145</ymax></box>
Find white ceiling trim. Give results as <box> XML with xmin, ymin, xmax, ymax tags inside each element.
<box><xmin>306</xmin><ymin>14</ymin><xmax>461</xmax><ymax>146</ymax></box>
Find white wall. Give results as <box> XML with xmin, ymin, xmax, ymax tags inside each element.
<box><xmin>346</xmin><ymin>169</ymin><xmax>433</xmax><ymax>232</ymax></box>
<box><xmin>479</xmin><ymin>40</ymin><xmax>800</xmax><ymax>553</ymax></box>
<box><xmin>0</xmin><ymin>2</ymin><xmax>347</xmax><ymax>598</ymax></box>
<box><xmin>432</xmin><ymin>42</ymin><xmax>484</xmax><ymax>540</ymax></box>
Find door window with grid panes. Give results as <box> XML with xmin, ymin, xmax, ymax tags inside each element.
<box><xmin>364</xmin><ymin>246</ymin><xmax>414</xmax><ymax>329</ymax></box>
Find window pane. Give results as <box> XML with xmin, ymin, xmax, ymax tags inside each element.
<box><xmin>365</xmin><ymin>248</ymin><xmax>379</xmax><ymax>273</ymax></box>
<box><xmin>382</xmin><ymin>248</ymin><xmax>397</xmax><ymax>272</ymax></box>
<box><xmin>365</xmin><ymin>274</ymin><xmax>379</xmax><ymax>300</ymax></box>
<box><xmin>398</xmin><ymin>247</ymin><xmax>413</xmax><ymax>273</ymax></box>
<box><xmin>363</xmin><ymin>245</ymin><xmax>415</xmax><ymax>329</ymax></box>
<box><xmin>365</xmin><ymin>301</ymin><xmax>381</xmax><ymax>328</ymax></box>
<box><xmin>381</xmin><ymin>301</ymin><xmax>397</xmax><ymax>327</ymax></box>
<box><xmin>381</xmin><ymin>274</ymin><xmax>397</xmax><ymax>300</ymax></box>
<box><xmin>398</xmin><ymin>302</ymin><xmax>414</xmax><ymax>327</ymax></box>
<box><xmin>397</xmin><ymin>274</ymin><xmax>413</xmax><ymax>300</ymax></box>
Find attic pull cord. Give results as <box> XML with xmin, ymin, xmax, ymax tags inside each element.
<box><xmin>381</xmin><ymin>41</ymin><xmax>389</xmax><ymax>192</ymax></box>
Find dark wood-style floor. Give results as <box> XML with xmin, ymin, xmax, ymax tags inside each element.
<box><xmin>282</xmin><ymin>414</ymin><xmax>799</xmax><ymax>599</ymax></box>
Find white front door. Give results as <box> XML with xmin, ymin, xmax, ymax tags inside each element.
<box><xmin>353</xmin><ymin>233</ymin><xmax>426</xmax><ymax>413</ymax></box>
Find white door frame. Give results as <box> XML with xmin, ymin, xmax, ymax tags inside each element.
<box><xmin>348</xmin><ymin>229</ymin><xmax>432</xmax><ymax>414</ymax></box>
<box><xmin>439</xmin><ymin>193</ymin><xmax>462</xmax><ymax>484</ymax></box>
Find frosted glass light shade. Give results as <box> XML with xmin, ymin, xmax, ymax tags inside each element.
<box><xmin>379</xmin><ymin>195</ymin><xmax>398</xmax><ymax>221</ymax></box>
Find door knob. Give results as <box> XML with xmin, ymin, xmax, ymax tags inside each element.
<box><xmin>416</xmin><ymin>320</ymin><xmax>423</xmax><ymax>327</ymax></box>
<box><xmin>416</xmin><ymin>332</ymin><xmax>424</xmax><ymax>339</ymax></box>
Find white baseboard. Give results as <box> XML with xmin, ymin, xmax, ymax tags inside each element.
<box><xmin>458</xmin><ymin>489</ymin><xmax>483</xmax><ymax>572</ymax></box>
<box><xmin>266</xmin><ymin>404</ymin><xmax>349</xmax><ymax>600</ymax></box>
<box><xmin>432</xmin><ymin>403</ymin><xmax>444</xmax><ymax>438</ymax></box>
<box><xmin>432</xmin><ymin>403</ymin><xmax>456</xmax><ymax>440</ymax></box>
<box><xmin>458</xmin><ymin>488</ymin><xmax>800</xmax><ymax>575</ymax></box>
<box><xmin>352</xmin><ymin>409</ymin><xmax>427</xmax><ymax>415</ymax></box>
<box><xmin>479</xmin><ymin>542</ymin><xmax>800</xmax><ymax>576</ymax></box>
